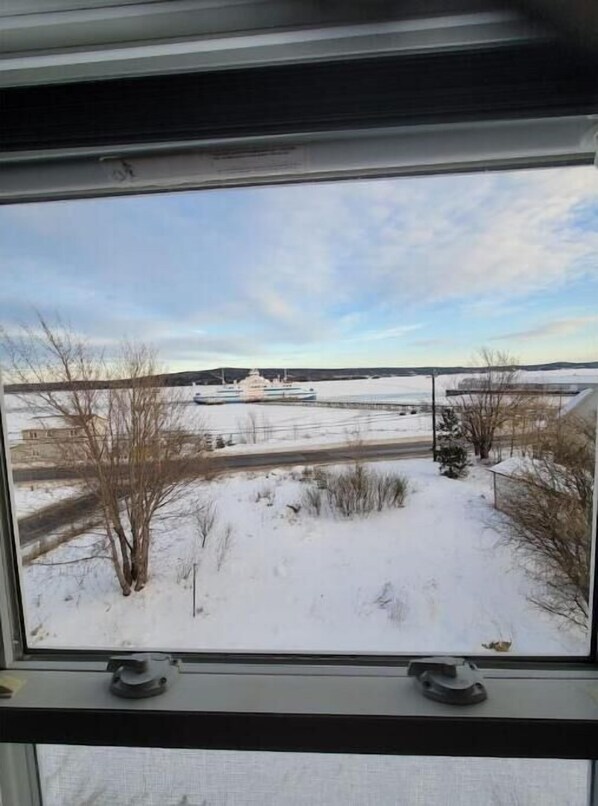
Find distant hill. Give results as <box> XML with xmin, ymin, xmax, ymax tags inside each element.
<box><xmin>4</xmin><ymin>361</ymin><xmax>598</xmax><ymax>393</ymax></box>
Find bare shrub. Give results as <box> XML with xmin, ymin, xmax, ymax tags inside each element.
<box><xmin>216</xmin><ymin>523</ymin><xmax>234</xmax><ymax>572</ymax></box>
<box><xmin>498</xmin><ymin>415</ymin><xmax>595</xmax><ymax>627</ymax></box>
<box><xmin>373</xmin><ymin>473</ymin><xmax>409</xmax><ymax>510</ymax></box>
<box><xmin>237</xmin><ymin>410</ymin><xmax>259</xmax><ymax>444</ymax></box>
<box><xmin>261</xmin><ymin>414</ymin><xmax>273</xmax><ymax>441</ymax></box>
<box><xmin>303</xmin><ymin>464</ymin><xmax>408</xmax><ymax>518</ymax></box>
<box><xmin>236</xmin><ymin>410</ymin><xmax>273</xmax><ymax>444</ymax></box>
<box><xmin>255</xmin><ymin>484</ymin><xmax>274</xmax><ymax>504</ymax></box>
<box><xmin>193</xmin><ymin>498</ymin><xmax>217</xmax><ymax>550</ymax></box>
<box><xmin>176</xmin><ymin>557</ymin><xmax>193</xmax><ymax>584</ymax></box>
<box><xmin>374</xmin><ymin>581</ymin><xmax>409</xmax><ymax>625</ymax></box>
<box><xmin>302</xmin><ymin>486</ymin><xmax>322</xmax><ymax>516</ymax></box>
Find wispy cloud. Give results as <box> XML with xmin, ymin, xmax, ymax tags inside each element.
<box><xmin>493</xmin><ymin>315</ymin><xmax>598</xmax><ymax>342</ymax></box>
<box><xmin>1</xmin><ymin>165</ymin><xmax>597</xmax><ymax>368</ymax></box>
<box><xmin>356</xmin><ymin>324</ymin><xmax>422</xmax><ymax>343</ymax></box>
<box><xmin>410</xmin><ymin>338</ymin><xmax>447</xmax><ymax>347</ymax></box>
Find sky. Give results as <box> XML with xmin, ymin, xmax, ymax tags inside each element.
<box><xmin>1</xmin><ymin>165</ymin><xmax>597</xmax><ymax>371</ymax></box>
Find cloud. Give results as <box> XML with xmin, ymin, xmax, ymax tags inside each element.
<box><xmin>1</xmin><ymin>165</ymin><xmax>597</xmax><ymax>367</ymax></box>
<box><xmin>350</xmin><ymin>324</ymin><xmax>421</xmax><ymax>343</ymax></box>
<box><xmin>410</xmin><ymin>338</ymin><xmax>447</xmax><ymax>347</ymax></box>
<box><xmin>493</xmin><ymin>315</ymin><xmax>598</xmax><ymax>342</ymax></box>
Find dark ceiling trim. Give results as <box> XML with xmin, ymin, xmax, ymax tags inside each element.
<box><xmin>2</xmin><ymin>43</ymin><xmax>597</xmax><ymax>153</ymax></box>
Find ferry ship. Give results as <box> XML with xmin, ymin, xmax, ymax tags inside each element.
<box><xmin>193</xmin><ymin>369</ymin><xmax>316</xmax><ymax>405</ymax></box>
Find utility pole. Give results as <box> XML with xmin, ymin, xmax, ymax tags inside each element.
<box><xmin>431</xmin><ymin>369</ymin><xmax>437</xmax><ymax>461</ymax></box>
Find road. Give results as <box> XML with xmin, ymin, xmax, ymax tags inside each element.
<box><xmin>13</xmin><ymin>439</ymin><xmax>433</xmax><ymax>483</ymax></box>
<box><xmin>15</xmin><ymin>439</ymin><xmax>432</xmax><ymax>546</ymax></box>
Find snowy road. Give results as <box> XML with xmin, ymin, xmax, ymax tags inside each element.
<box><xmin>13</xmin><ymin>437</ymin><xmax>433</xmax><ymax>484</ymax></box>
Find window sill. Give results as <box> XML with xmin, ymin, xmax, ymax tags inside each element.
<box><xmin>1</xmin><ymin>665</ymin><xmax>598</xmax><ymax>758</ymax></box>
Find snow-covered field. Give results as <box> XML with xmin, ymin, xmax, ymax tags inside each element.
<box><xmin>12</xmin><ymin>481</ymin><xmax>82</xmax><ymax>517</ymax></box>
<box><xmin>22</xmin><ymin>459</ymin><xmax>586</xmax><ymax>655</ymax></box>
<box><xmin>7</xmin><ymin>369</ymin><xmax>595</xmax><ymax>656</ymax></box>
<box><xmin>36</xmin><ymin>745</ymin><xmax>589</xmax><ymax>806</ymax></box>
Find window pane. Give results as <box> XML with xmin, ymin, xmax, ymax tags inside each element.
<box><xmin>1</xmin><ymin>165</ymin><xmax>597</xmax><ymax>654</ymax></box>
<box><xmin>35</xmin><ymin>746</ymin><xmax>591</xmax><ymax>806</ymax></box>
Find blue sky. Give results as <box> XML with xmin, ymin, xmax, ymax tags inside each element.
<box><xmin>1</xmin><ymin>165</ymin><xmax>597</xmax><ymax>370</ymax></box>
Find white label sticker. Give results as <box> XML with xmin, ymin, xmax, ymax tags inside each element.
<box><xmin>205</xmin><ymin>145</ymin><xmax>307</xmax><ymax>176</ymax></box>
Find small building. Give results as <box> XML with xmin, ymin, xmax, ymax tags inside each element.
<box><xmin>560</xmin><ymin>387</ymin><xmax>598</xmax><ymax>424</ymax></box>
<box><xmin>11</xmin><ymin>414</ymin><xmax>105</xmax><ymax>465</ymax></box>
<box><xmin>488</xmin><ymin>457</ymin><xmax>540</xmax><ymax>513</ymax></box>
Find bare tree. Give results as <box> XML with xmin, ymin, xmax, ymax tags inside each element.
<box><xmin>193</xmin><ymin>497</ymin><xmax>217</xmax><ymax>550</ymax></box>
<box><xmin>2</xmin><ymin>317</ymin><xmax>205</xmax><ymax>595</ymax></box>
<box><xmin>498</xmin><ymin>415</ymin><xmax>595</xmax><ymax>627</ymax></box>
<box><xmin>237</xmin><ymin>410</ymin><xmax>260</xmax><ymax>444</ymax></box>
<box><xmin>453</xmin><ymin>348</ymin><xmax>529</xmax><ymax>460</ymax></box>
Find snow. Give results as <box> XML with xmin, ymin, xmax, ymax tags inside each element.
<box><xmin>6</xmin><ymin>368</ymin><xmax>595</xmax><ymax>656</ymax></box>
<box><xmin>12</xmin><ymin>481</ymin><xmax>82</xmax><ymax>518</ymax></box>
<box><xmin>36</xmin><ymin>746</ymin><xmax>589</xmax><ymax>806</ymax></box>
<box><xmin>561</xmin><ymin>387</ymin><xmax>598</xmax><ymax>418</ymax></box>
<box><xmin>488</xmin><ymin>456</ymin><xmax>538</xmax><ymax>478</ymax></box>
<box><xmin>7</xmin><ymin>368</ymin><xmax>598</xmax><ymax>454</ymax></box>
<box><xmin>22</xmin><ymin>459</ymin><xmax>586</xmax><ymax>655</ymax></box>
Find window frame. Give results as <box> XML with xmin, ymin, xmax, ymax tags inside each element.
<box><xmin>1</xmin><ymin>127</ymin><xmax>598</xmax><ymax>670</ymax></box>
<box><xmin>1</xmin><ymin>22</ymin><xmax>598</xmax><ymax>804</ymax></box>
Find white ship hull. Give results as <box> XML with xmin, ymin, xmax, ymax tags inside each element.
<box><xmin>193</xmin><ymin>370</ymin><xmax>316</xmax><ymax>405</ymax></box>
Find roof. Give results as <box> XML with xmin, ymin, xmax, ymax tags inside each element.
<box><xmin>27</xmin><ymin>414</ymin><xmax>104</xmax><ymax>429</ymax></box>
<box><xmin>29</xmin><ymin>416</ymin><xmax>77</xmax><ymax>429</ymax></box>
<box><xmin>489</xmin><ymin>455</ymin><xmax>572</xmax><ymax>495</ymax></box>
<box><xmin>561</xmin><ymin>388</ymin><xmax>598</xmax><ymax>419</ymax></box>
<box><xmin>489</xmin><ymin>457</ymin><xmax>539</xmax><ymax>478</ymax></box>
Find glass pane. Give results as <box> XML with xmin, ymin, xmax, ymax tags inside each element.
<box><xmin>35</xmin><ymin>746</ymin><xmax>591</xmax><ymax>806</ymax></box>
<box><xmin>1</xmin><ymin>165</ymin><xmax>597</xmax><ymax>654</ymax></box>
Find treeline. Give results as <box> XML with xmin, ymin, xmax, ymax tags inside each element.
<box><xmin>4</xmin><ymin>361</ymin><xmax>598</xmax><ymax>394</ymax></box>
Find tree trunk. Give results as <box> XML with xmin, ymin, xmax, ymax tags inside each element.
<box><xmin>105</xmin><ymin>527</ymin><xmax>132</xmax><ymax>596</ymax></box>
<box><xmin>134</xmin><ymin>523</ymin><xmax>151</xmax><ymax>591</ymax></box>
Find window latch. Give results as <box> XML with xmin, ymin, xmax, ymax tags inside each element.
<box><xmin>407</xmin><ymin>656</ymin><xmax>487</xmax><ymax>705</ymax></box>
<box><xmin>107</xmin><ymin>653</ymin><xmax>180</xmax><ymax>699</ymax></box>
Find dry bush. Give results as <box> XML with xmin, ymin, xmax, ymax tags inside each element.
<box><xmin>236</xmin><ymin>410</ymin><xmax>272</xmax><ymax>444</ymax></box>
<box><xmin>193</xmin><ymin>498</ymin><xmax>217</xmax><ymax>550</ymax></box>
<box><xmin>498</xmin><ymin>415</ymin><xmax>595</xmax><ymax>627</ymax></box>
<box><xmin>255</xmin><ymin>484</ymin><xmax>274</xmax><ymax>504</ymax></box>
<box><xmin>302</xmin><ymin>485</ymin><xmax>323</xmax><ymax>516</ymax></box>
<box><xmin>216</xmin><ymin>523</ymin><xmax>234</xmax><ymax>572</ymax></box>
<box><xmin>374</xmin><ymin>581</ymin><xmax>409</xmax><ymax>625</ymax></box>
<box><xmin>303</xmin><ymin>464</ymin><xmax>408</xmax><ymax>518</ymax></box>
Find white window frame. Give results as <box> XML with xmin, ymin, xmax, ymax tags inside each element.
<box><xmin>1</xmin><ymin>4</ymin><xmax>598</xmax><ymax>800</ymax></box>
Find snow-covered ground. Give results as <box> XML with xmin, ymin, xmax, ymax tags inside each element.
<box><xmin>22</xmin><ymin>459</ymin><xmax>586</xmax><ymax>655</ymax></box>
<box><xmin>36</xmin><ymin>745</ymin><xmax>590</xmax><ymax>806</ymax></box>
<box><xmin>310</xmin><ymin>367</ymin><xmax>598</xmax><ymax>403</ymax></box>
<box><xmin>12</xmin><ymin>481</ymin><xmax>82</xmax><ymax>517</ymax></box>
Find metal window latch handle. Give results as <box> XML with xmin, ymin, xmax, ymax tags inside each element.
<box><xmin>107</xmin><ymin>653</ymin><xmax>180</xmax><ymax>699</ymax></box>
<box><xmin>407</xmin><ymin>656</ymin><xmax>487</xmax><ymax>705</ymax></box>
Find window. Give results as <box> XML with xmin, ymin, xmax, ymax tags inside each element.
<box><xmin>1</xmin><ymin>166</ymin><xmax>596</xmax><ymax>658</ymax></box>
<box><xmin>33</xmin><ymin>747</ymin><xmax>594</xmax><ymax>806</ymax></box>
<box><xmin>1</xmin><ymin>2</ymin><xmax>598</xmax><ymax>803</ymax></box>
